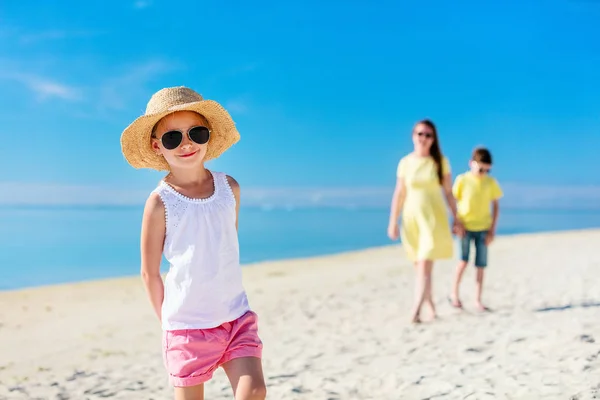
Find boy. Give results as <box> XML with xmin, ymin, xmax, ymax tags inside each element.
<box><xmin>450</xmin><ymin>147</ymin><xmax>503</xmax><ymax>312</ymax></box>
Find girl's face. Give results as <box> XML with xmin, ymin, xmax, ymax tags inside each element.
<box><xmin>151</xmin><ymin>111</ymin><xmax>210</xmax><ymax>170</ymax></box>
<box><xmin>412</xmin><ymin>123</ymin><xmax>435</xmax><ymax>153</ymax></box>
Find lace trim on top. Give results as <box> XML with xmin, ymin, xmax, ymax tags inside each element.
<box><xmin>159</xmin><ymin>170</ymin><xmax>218</xmax><ymax>203</ymax></box>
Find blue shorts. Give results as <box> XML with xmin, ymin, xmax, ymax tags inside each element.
<box><xmin>459</xmin><ymin>230</ymin><xmax>488</xmax><ymax>268</ymax></box>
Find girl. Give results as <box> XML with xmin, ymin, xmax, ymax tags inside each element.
<box><xmin>387</xmin><ymin>119</ymin><xmax>463</xmax><ymax>323</ymax></box>
<box><xmin>120</xmin><ymin>86</ymin><xmax>266</xmax><ymax>400</ymax></box>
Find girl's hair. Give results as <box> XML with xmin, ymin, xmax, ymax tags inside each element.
<box><xmin>150</xmin><ymin>111</ymin><xmax>210</xmax><ymax>139</ymax></box>
<box><xmin>415</xmin><ymin>119</ymin><xmax>444</xmax><ymax>185</ymax></box>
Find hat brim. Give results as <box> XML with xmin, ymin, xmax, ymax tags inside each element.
<box><xmin>120</xmin><ymin>100</ymin><xmax>240</xmax><ymax>170</ymax></box>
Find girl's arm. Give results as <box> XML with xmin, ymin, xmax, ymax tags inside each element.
<box><xmin>227</xmin><ymin>175</ymin><xmax>241</xmax><ymax>231</ymax></box>
<box><xmin>140</xmin><ymin>193</ymin><xmax>166</xmax><ymax>322</ymax></box>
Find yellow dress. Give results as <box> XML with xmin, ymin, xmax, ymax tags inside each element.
<box><xmin>397</xmin><ymin>153</ymin><xmax>453</xmax><ymax>262</ymax></box>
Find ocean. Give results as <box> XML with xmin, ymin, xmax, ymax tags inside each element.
<box><xmin>1</xmin><ymin>205</ymin><xmax>600</xmax><ymax>291</ymax></box>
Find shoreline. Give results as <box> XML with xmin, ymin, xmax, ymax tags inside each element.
<box><xmin>2</xmin><ymin>227</ymin><xmax>599</xmax><ymax>294</ymax></box>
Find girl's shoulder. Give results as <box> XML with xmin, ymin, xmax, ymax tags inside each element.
<box><xmin>142</xmin><ymin>191</ymin><xmax>166</xmax><ymax>225</ymax></box>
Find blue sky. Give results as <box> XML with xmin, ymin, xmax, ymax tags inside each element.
<box><xmin>1</xmin><ymin>0</ymin><xmax>599</xmax><ymax>206</ymax></box>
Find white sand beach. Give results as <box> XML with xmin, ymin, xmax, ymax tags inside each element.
<box><xmin>1</xmin><ymin>229</ymin><xmax>599</xmax><ymax>399</ymax></box>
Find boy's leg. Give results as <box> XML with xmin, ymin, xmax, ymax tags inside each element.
<box><xmin>450</xmin><ymin>232</ymin><xmax>471</xmax><ymax>308</ymax></box>
<box><xmin>474</xmin><ymin>231</ymin><xmax>489</xmax><ymax>311</ymax></box>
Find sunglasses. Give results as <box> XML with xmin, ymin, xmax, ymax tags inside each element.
<box><xmin>156</xmin><ymin>126</ymin><xmax>210</xmax><ymax>150</ymax></box>
<box><xmin>479</xmin><ymin>168</ymin><xmax>492</xmax><ymax>174</ymax></box>
<box><xmin>416</xmin><ymin>131</ymin><xmax>433</xmax><ymax>139</ymax></box>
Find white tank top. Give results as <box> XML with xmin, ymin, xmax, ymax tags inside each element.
<box><xmin>153</xmin><ymin>170</ymin><xmax>250</xmax><ymax>330</ymax></box>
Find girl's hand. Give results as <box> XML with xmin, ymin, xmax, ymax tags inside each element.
<box><xmin>388</xmin><ymin>222</ymin><xmax>400</xmax><ymax>241</ymax></box>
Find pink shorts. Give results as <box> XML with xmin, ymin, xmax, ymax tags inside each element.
<box><xmin>162</xmin><ymin>310</ymin><xmax>263</xmax><ymax>387</ymax></box>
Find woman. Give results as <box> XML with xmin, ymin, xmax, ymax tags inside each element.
<box><xmin>388</xmin><ymin>119</ymin><xmax>462</xmax><ymax>323</ymax></box>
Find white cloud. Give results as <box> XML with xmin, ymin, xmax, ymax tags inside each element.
<box><xmin>18</xmin><ymin>30</ymin><xmax>67</xmax><ymax>44</ymax></box>
<box><xmin>2</xmin><ymin>182</ymin><xmax>600</xmax><ymax>209</ymax></box>
<box><xmin>133</xmin><ymin>1</ymin><xmax>152</xmax><ymax>9</ymax></box>
<box><xmin>225</xmin><ymin>100</ymin><xmax>249</xmax><ymax>114</ymax></box>
<box><xmin>0</xmin><ymin>57</ymin><xmax>176</xmax><ymax>116</ymax></box>
<box><xmin>0</xmin><ymin>25</ymin><xmax>104</xmax><ymax>45</ymax></box>
<box><xmin>18</xmin><ymin>30</ymin><xmax>102</xmax><ymax>44</ymax></box>
<box><xmin>0</xmin><ymin>71</ymin><xmax>81</xmax><ymax>101</ymax></box>
<box><xmin>97</xmin><ymin>60</ymin><xmax>176</xmax><ymax>113</ymax></box>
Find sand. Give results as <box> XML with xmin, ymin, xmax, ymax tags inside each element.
<box><xmin>1</xmin><ymin>229</ymin><xmax>599</xmax><ymax>400</ymax></box>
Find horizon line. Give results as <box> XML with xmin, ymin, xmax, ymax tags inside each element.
<box><xmin>2</xmin><ymin>181</ymin><xmax>600</xmax><ymax>209</ymax></box>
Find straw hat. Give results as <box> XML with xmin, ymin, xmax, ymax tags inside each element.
<box><xmin>120</xmin><ymin>86</ymin><xmax>240</xmax><ymax>170</ymax></box>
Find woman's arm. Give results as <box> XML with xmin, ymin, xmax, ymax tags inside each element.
<box><xmin>442</xmin><ymin>173</ymin><xmax>458</xmax><ymax>219</ymax></box>
<box><xmin>140</xmin><ymin>193</ymin><xmax>166</xmax><ymax>322</ymax></box>
<box><xmin>442</xmin><ymin>173</ymin><xmax>464</xmax><ymax>235</ymax></box>
<box><xmin>388</xmin><ymin>177</ymin><xmax>406</xmax><ymax>239</ymax></box>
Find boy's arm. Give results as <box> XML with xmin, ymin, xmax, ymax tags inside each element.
<box><xmin>486</xmin><ymin>199</ymin><xmax>500</xmax><ymax>245</ymax></box>
<box><xmin>490</xmin><ymin>199</ymin><xmax>500</xmax><ymax>233</ymax></box>
<box><xmin>140</xmin><ymin>193</ymin><xmax>166</xmax><ymax>322</ymax></box>
<box><xmin>487</xmin><ymin>179</ymin><xmax>503</xmax><ymax>244</ymax></box>
<box><xmin>490</xmin><ymin>179</ymin><xmax>503</xmax><ymax>234</ymax></box>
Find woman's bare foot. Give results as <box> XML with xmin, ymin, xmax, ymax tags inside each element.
<box><xmin>426</xmin><ymin>301</ymin><xmax>437</xmax><ymax>320</ymax></box>
<box><xmin>475</xmin><ymin>302</ymin><xmax>491</xmax><ymax>312</ymax></box>
<box><xmin>410</xmin><ymin>309</ymin><xmax>422</xmax><ymax>324</ymax></box>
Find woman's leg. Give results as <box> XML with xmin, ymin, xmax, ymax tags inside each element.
<box><xmin>222</xmin><ymin>356</ymin><xmax>267</xmax><ymax>400</ymax></box>
<box><xmin>411</xmin><ymin>260</ymin><xmax>428</xmax><ymax>323</ymax></box>
<box><xmin>423</xmin><ymin>260</ymin><xmax>436</xmax><ymax>318</ymax></box>
<box><xmin>174</xmin><ymin>385</ymin><xmax>204</xmax><ymax>400</ymax></box>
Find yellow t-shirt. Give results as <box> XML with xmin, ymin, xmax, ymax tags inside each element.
<box><xmin>453</xmin><ymin>172</ymin><xmax>503</xmax><ymax>231</ymax></box>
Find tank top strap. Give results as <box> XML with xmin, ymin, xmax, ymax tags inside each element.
<box><xmin>212</xmin><ymin>170</ymin><xmax>236</xmax><ymax>207</ymax></box>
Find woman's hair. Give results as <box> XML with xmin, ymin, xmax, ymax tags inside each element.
<box><xmin>415</xmin><ymin>119</ymin><xmax>444</xmax><ymax>185</ymax></box>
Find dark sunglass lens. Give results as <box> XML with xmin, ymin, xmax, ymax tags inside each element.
<box><xmin>189</xmin><ymin>126</ymin><xmax>210</xmax><ymax>145</ymax></box>
<box><xmin>161</xmin><ymin>131</ymin><xmax>183</xmax><ymax>150</ymax></box>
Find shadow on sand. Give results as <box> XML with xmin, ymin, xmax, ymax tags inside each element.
<box><xmin>534</xmin><ymin>301</ymin><xmax>600</xmax><ymax>312</ymax></box>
